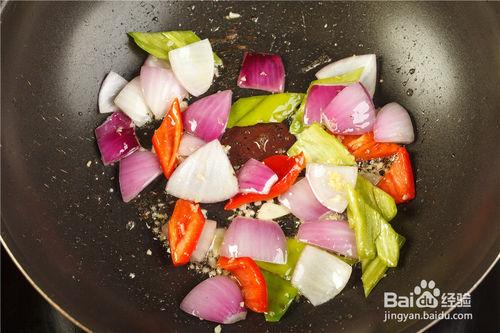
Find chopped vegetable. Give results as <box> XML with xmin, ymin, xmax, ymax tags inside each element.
<box><xmin>168</xmin><ymin>199</ymin><xmax>206</xmax><ymax>266</ymax></box>
<box><xmin>355</xmin><ymin>176</ymin><xmax>397</xmax><ymax>221</ymax></box>
<box><xmin>180</xmin><ymin>276</ymin><xmax>247</xmax><ymax>324</ymax></box>
<box><xmin>322</xmin><ymin>82</ymin><xmax>376</xmax><ymax>135</ymax></box>
<box><xmin>278</xmin><ymin>178</ymin><xmax>330</xmax><ymax>222</ymax></box>
<box><xmin>287</xmin><ymin>123</ymin><xmax>356</xmax><ymax>166</ymax></box>
<box><xmin>228</xmin><ymin>93</ymin><xmax>304</xmax><ymax>128</ymax></box>
<box><xmin>361</xmin><ymin>234</ymin><xmax>405</xmax><ymax>296</ymax></box>
<box><xmin>237</xmin><ymin>158</ymin><xmax>278</xmax><ymax>195</ymax></box>
<box><xmin>113</xmin><ymin>77</ymin><xmax>152</xmax><ymax>127</ymax></box>
<box><xmin>339</xmin><ymin>132</ymin><xmax>400</xmax><ymax>161</ymax></box>
<box><xmin>227</xmin><ymin>95</ymin><xmax>266</xmax><ymax>128</ymax></box>
<box><xmin>304</xmin><ymin>85</ymin><xmax>345</xmax><ymax>125</ymax></box>
<box><xmin>218</xmin><ymin>257</ymin><xmax>268</xmax><ymax>313</ymax></box>
<box><xmin>152</xmin><ymin>99</ymin><xmax>183</xmax><ymax>178</ymax></box>
<box><xmin>95</xmin><ymin>111</ymin><xmax>140</xmax><ymax>165</ymax></box>
<box><xmin>143</xmin><ymin>54</ymin><xmax>170</xmax><ymax>69</ymax></box>
<box><xmin>291</xmin><ymin>245</ymin><xmax>352</xmax><ymax>306</ymax></box>
<box><xmin>190</xmin><ymin>219</ymin><xmax>217</xmax><ymax>262</ymax></box>
<box><xmin>261</xmin><ymin>271</ymin><xmax>298</xmax><ymax>322</ymax></box>
<box><xmin>128</xmin><ymin>30</ymin><xmax>222</xmax><ymax>66</ymax></box>
<box><xmin>237</xmin><ymin>52</ymin><xmax>285</xmax><ymax>93</ymax></box>
<box><xmin>256</xmin><ymin>202</ymin><xmax>290</xmax><ymax>220</ymax></box>
<box><xmin>316</xmin><ymin>54</ymin><xmax>377</xmax><ymax>96</ymax></box>
<box><xmin>256</xmin><ymin>238</ymin><xmax>305</xmax><ymax>280</ymax></box>
<box><xmin>210</xmin><ymin>228</ymin><xmax>226</xmax><ymax>257</ymax></box>
<box><xmin>378</xmin><ymin>147</ymin><xmax>415</xmax><ymax>203</ymax></box>
<box><xmin>183</xmin><ymin>90</ymin><xmax>232</xmax><ymax>141</ymax></box>
<box><xmin>373</xmin><ymin>102</ymin><xmax>415</xmax><ymax>144</ymax></box>
<box><xmin>178</xmin><ymin>133</ymin><xmax>205</xmax><ymax>157</ymax></box>
<box><xmin>119</xmin><ymin>150</ymin><xmax>162</xmax><ymax>202</ymax></box>
<box><xmin>306</xmin><ymin>164</ymin><xmax>358</xmax><ymax>213</ymax></box>
<box><xmin>140</xmin><ymin>66</ymin><xmax>187</xmax><ymax>119</ymax></box>
<box><xmin>289</xmin><ymin>68</ymin><xmax>364</xmax><ymax>135</ymax></box>
<box><xmin>296</xmin><ymin>220</ymin><xmax>357</xmax><ymax>258</ymax></box>
<box><xmin>98</xmin><ymin>71</ymin><xmax>128</xmax><ymax>113</ymax></box>
<box><xmin>224</xmin><ymin>153</ymin><xmax>305</xmax><ymax>210</ymax></box>
<box><xmin>166</xmin><ymin>139</ymin><xmax>239</xmax><ymax>203</ymax></box>
<box><xmin>169</xmin><ymin>39</ymin><xmax>214</xmax><ymax>96</ymax></box>
<box><xmin>220</xmin><ymin>217</ymin><xmax>287</xmax><ymax>264</ymax></box>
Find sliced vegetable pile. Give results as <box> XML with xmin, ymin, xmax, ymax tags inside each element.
<box><xmin>95</xmin><ymin>30</ymin><xmax>416</xmax><ymax>325</ymax></box>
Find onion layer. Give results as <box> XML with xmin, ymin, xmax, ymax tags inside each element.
<box><xmin>278</xmin><ymin>178</ymin><xmax>330</xmax><ymax>222</ymax></box>
<box><xmin>143</xmin><ymin>54</ymin><xmax>170</xmax><ymax>69</ymax></box>
<box><xmin>304</xmin><ymin>85</ymin><xmax>345</xmax><ymax>125</ymax></box>
<box><xmin>178</xmin><ymin>133</ymin><xmax>206</xmax><ymax>157</ymax></box>
<box><xmin>140</xmin><ymin>66</ymin><xmax>187</xmax><ymax>119</ymax></box>
<box><xmin>220</xmin><ymin>217</ymin><xmax>287</xmax><ymax>264</ymax></box>
<box><xmin>237</xmin><ymin>52</ymin><xmax>285</xmax><ymax>93</ymax></box>
<box><xmin>113</xmin><ymin>77</ymin><xmax>152</xmax><ymax>126</ymax></box>
<box><xmin>183</xmin><ymin>90</ymin><xmax>232</xmax><ymax>142</ymax></box>
<box><xmin>291</xmin><ymin>245</ymin><xmax>352</xmax><ymax>306</ymax></box>
<box><xmin>322</xmin><ymin>82</ymin><xmax>376</xmax><ymax>135</ymax></box>
<box><xmin>180</xmin><ymin>276</ymin><xmax>247</xmax><ymax>324</ymax></box>
<box><xmin>237</xmin><ymin>158</ymin><xmax>278</xmax><ymax>195</ymax></box>
<box><xmin>191</xmin><ymin>219</ymin><xmax>217</xmax><ymax>262</ymax></box>
<box><xmin>373</xmin><ymin>102</ymin><xmax>415</xmax><ymax>144</ymax></box>
<box><xmin>315</xmin><ymin>54</ymin><xmax>377</xmax><ymax>97</ymax></box>
<box><xmin>166</xmin><ymin>140</ymin><xmax>238</xmax><ymax>203</ymax></box>
<box><xmin>98</xmin><ymin>71</ymin><xmax>128</xmax><ymax>114</ymax></box>
<box><xmin>119</xmin><ymin>150</ymin><xmax>162</xmax><ymax>202</ymax></box>
<box><xmin>95</xmin><ymin>111</ymin><xmax>140</xmax><ymax>165</ymax></box>
<box><xmin>297</xmin><ymin>220</ymin><xmax>357</xmax><ymax>258</ymax></box>
<box><xmin>306</xmin><ymin>164</ymin><xmax>358</xmax><ymax>213</ymax></box>
<box><xmin>169</xmin><ymin>39</ymin><xmax>214</xmax><ymax>96</ymax></box>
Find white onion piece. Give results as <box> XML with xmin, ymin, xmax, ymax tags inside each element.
<box><xmin>297</xmin><ymin>221</ymin><xmax>357</xmax><ymax>258</ymax></box>
<box><xmin>190</xmin><ymin>219</ymin><xmax>217</xmax><ymax>262</ymax></box>
<box><xmin>306</xmin><ymin>164</ymin><xmax>358</xmax><ymax>213</ymax></box>
<box><xmin>256</xmin><ymin>202</ymin><xmax>290</xmax><ymax>220</ymax></box>
<box><xmin>237</xmin><ymin>158</ymin><xmax>278</xmax><ymax>194</ymax></box>
<box><xmin>140</xmin><ymin>66</ymin><xmax>188</xmax><ymax>119</ymax></box>
<box><xmin>291</xmin><ymin>245</ymin><xmax>352</xmax><ymax>306</ymax></box>
<box><xmin>119</xmin><ymin>150</ymin><xmax>162</xmax><ymax>203</ymax></box>
<box><xmin>315</xmin><ymin>54</ymin><xmax>377</xmax><ymax>97</ymax></box>
<box><xmin>166</xmin><ymin>140</ymin><xmax>238</xmax><ymax>203</ymax></box>
<box><xmin>220</xmin><ymin>217</ymin><xmax>287</xmax><ymax>264</ymax></box>
<box><xmin>169</xmin><ymin>39</ymin><xmax>214</xmax><ymax>97</ymax></box>
<box><xmin>373</xmin><ymin>102</ymin><xmax>415</xmax><ymax>144</ymax></box>
<box><xmin>180</xmin><ymin>276</ymin><xmax>247</xmax><ymax>324</ymax></box>
<box><xmin>322</xmin><ymin>82</ymin><xmax>376</xmax><ymax>135</ymax></box>
<box><xmin>143</xmin><ymin>54</ymin><xmax>171</xmax><ymax>69</ymax></box>
<box><xmin>98</xmin><ymin>71</ymin><xmax>128</xmax><ymax>113</ymax></box>
<box><xmin>178</xmin><ymin>133</ymin><xmax>206</xmax><ymax>157</ymax></box>
<box><xmin>114</xmin><ymin>77</ymin><xmax>152</xmax><ymax>127</ymax></box>
<box><xmin>278</xmin><ymin>178</ymin><xmax>330</xmax><ymax>222</ymax></box>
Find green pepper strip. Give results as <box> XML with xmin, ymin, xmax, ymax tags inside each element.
<box><xmin>261</xmin><ymin>270</ymin><xmax>298</xmax><ymax>322</ymax></box>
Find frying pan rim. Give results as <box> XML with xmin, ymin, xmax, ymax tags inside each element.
<box><xmin>1</xmin><ymin>1</ymin><xmax>499</xmax><ymax>332</ymax></box>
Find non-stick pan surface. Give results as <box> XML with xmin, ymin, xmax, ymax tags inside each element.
<box><xmin>2</xmin><ymin>1</ymin><xmax>499</xmax><ymax>332</ymax></box>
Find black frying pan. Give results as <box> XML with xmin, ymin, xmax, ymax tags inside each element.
<box><xmin>2</xmin><ymin>1</ymin><xmax>500</xmax><ymax>332</ymax></box>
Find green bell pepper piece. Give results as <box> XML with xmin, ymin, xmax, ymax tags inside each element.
<box><xmin>361</xmin><ymin>234</ymin><xmax>405</xmax><ymax>297</ymax></box>
<box><xmin>128</xmin><ymin>30</ymin><xmax>223</xmax><ymax>67</ymax></box>
<box><xmin>289</xmin><ymin>68</ymin><xmax>364</xmax><ymax>135</ymax></box>
<box><xmin>287</xmin><ymin>123</ymin><xmax>356</xmax><ymax>166</ymax></box>
<box><xmin>227</xmin><ymin>96</ymin><xmax>266</xmax><ymax>128</ymax></box>
<box><xmin>262</xmin><ymin>271</ymin><xmax>298</xmax><ymax>322</ymax></box>
<box><xmin>355</xmin><ymin>176</ymin><xmax>397</xmax><ymax>221</ymax></box>
<box><xmin>229</xmin><ymin>93</ymin><xmax>304</xmax><ymax>128</ymax></box>
<box><xmin>256</xmin><ymin>238</ymin><xmax>305</xmax><ymax>280</ymax></box>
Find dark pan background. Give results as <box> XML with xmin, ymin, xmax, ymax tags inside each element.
<box><xmin>1</xmin><ymin>1</ymin><xmax>499</xmax><ymax>332</ymax></box>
